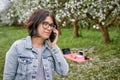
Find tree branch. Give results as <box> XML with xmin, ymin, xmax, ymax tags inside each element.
<box><xmin>105</xmin><ymin>0</ymin><xmax>120</xmax><ymax>18</ymax></box>
<box><xmin>106</xmin><ymin>13</ymin><xmax>120</xmax><ymax>27</ymax></box>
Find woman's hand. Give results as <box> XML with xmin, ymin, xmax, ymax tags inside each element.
<box><xmin>48</xmin><ymin>29</ymin><xmax>59</xmax><ymax>48</ymax></box>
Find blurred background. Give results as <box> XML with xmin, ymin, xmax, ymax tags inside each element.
<box><xmin>0</xmin><ymin>0</ymin><xmax>120</xmax><ymax>80</ymax></box>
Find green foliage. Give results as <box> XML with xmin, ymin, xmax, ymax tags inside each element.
<box><xmin>0</xmin><ymin>26</ymin><xmax>120</xmax><ymax>80</ymax></box>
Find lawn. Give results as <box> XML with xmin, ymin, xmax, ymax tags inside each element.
<box><xmin>0</xmin><ymin>26</ymin><xmax>120</xmax><ymax>80</ymax></box>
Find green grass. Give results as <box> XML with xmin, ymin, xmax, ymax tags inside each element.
<box><xmin>0</xmin><ymin>26</ymin><xmax>120</xmax><ymax>80</ymax></box>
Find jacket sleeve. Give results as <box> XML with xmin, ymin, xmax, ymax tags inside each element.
<box><xmin>3</xmin><ymin>42</ymin><xmax>18</xmax><ymax>80</ymax></box>
<box><xmin>51</xmin><ymin>46</ymin><xmax>69</xmax><ymax>76</ymax></box>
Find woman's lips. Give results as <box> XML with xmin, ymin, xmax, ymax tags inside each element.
<box><xmin>45</xmin><ymin>32</ymin><xmax>51</xmax><ymax>35</ymax></box>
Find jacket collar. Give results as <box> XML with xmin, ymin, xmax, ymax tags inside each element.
<box><xmin>25</xmin><ymin>36</ymin><xmax>33</xmax><ymax>49</ymax></box>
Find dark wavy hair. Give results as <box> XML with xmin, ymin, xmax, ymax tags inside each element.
<box><xmin>24</xmin><ymin>9</ymin><xmax>57</xmax><ymax>37</ymax></box>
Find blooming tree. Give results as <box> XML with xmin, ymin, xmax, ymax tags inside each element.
<box><xmin>82</xmin><ymin>0</ymin><xmax>120</xmax><ymax>43</ymax></box>
<box><xmin>60</xmin><ymin>0</ymin><xmax>120</xmax><ymax>43</ymax></box>
<box><xmin>0</xmin><ymin>0</ymin><xmax>43</xmax><ymax>25</ymax></box>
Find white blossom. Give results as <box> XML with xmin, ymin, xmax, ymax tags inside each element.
<box><xmin>70</xmin><ymin>19</ymin><xmax>75</xmax><ymax>22</ymax></box>
<box><xmin>102</xmin><ymin>22</ymin><xmax>105</xmax><ymax>25</ymax></box>
<box><xmin>0</xmin><ymin>0</ymin><xmax>119</xmax><ymax>26</ymax></box>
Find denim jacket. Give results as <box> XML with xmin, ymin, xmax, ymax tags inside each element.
<box><xmin>3</xmin><ymin>36</ymin><xmax>69</xmax><ymax>80</ymax></box>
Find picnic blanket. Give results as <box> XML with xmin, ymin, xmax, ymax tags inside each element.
<box><xmin>63</xmin><ymin>53</ymin><xmax>92</xmax><ymax>63</ymax></box>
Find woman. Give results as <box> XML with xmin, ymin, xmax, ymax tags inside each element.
<box><xmin>3</xmin><ymin>9</ymin><xmax>69</xmax><ymax>80</ymax></box>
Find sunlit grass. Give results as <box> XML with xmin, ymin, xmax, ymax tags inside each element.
<box><xmin>0</xmin><ymin>26</ymin><xmax>120</xmax><ymax>80</ymax></box>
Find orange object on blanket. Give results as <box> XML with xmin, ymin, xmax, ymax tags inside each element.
<box><xmin>63</xmin><ymin>53</ymin><xmax>92</xmax><ymax>63</ymax></box>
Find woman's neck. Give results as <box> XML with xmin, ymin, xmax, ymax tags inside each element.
<box><xmin>32</xmin><ymin>37</ymin><xmax>45</xmax><ymax>48</ymax></box>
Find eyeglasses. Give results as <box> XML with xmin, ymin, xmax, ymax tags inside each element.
<box><xmin>42</xmin><ymin>21</ymin><xmax>56</xmax><ymax>29</ymax></box>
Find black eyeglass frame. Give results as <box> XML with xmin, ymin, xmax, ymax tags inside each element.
<box><xmin>41</xmin><ymin>21</ymin><xmax>56</xmax><ymax>29</ymax></box>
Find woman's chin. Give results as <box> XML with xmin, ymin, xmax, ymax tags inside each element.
<box><xmin>44</xmin><ymin>36</ymin><xmax>49</xmax><ymax>40</ymax></box>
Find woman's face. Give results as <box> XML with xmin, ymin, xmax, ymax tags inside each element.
<box><xmin>37</xmin><ymin>16</ymin><xmax>54</xmax><ymax>40</ymax></box>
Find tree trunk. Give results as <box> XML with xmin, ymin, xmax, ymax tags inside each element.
<box><xmin>87</xmin><ymin>22</ymin><xmax>91</xmax><ymax>30</ymax></box>
<box><xmin>73</xmin><ymin>20</ymin><xmax>79</xmax><ymax>37</ymax></box>
<box><xmin>57</xmin><ymin>22</ymin><xmax>62</xmax><ymax>35</ymax></box>
<box><xmin>57</xmin><ymin>17</ymin><xmax>66</xmax><ymax>35</ymax></box>
<box><xmin>99</xmin><ymin>25</ymin><xmax>110</xmax><ymax>43</ymax></box>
